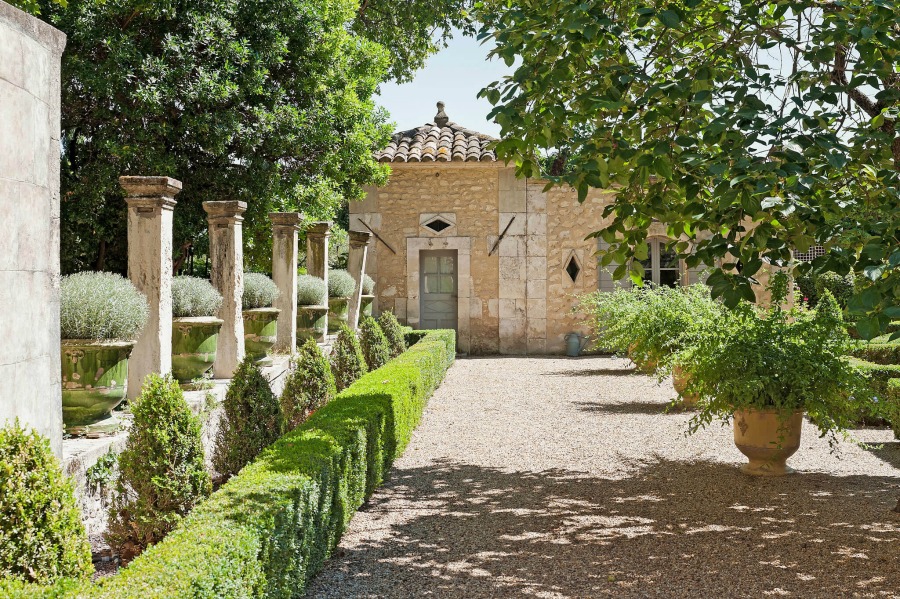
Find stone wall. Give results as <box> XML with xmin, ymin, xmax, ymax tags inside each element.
<box><xmin>0</xmin><ymin>2</ymin><xmax>66</xmax><ymax>455</ymax></box>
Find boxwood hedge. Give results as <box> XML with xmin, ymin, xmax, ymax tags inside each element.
<box><xmin>849</xmin><ymin>342</ymin><xmax>900</xmax><ymax>366</ymax></box>
<box><xmin>4</xmin><ymin>329</ymin><xmax>455</xmax><ymax>598</ymax></box>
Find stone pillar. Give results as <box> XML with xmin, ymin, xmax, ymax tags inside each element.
<box><xmin>203</xmin><ymin>201</ymin><xmax>247</xmax><ymax>378</ymax></box>
<box><xmin>269</xmin><ymin>212</ymin><xmax>302</xmax><ymax>352</ymax></box>
<box><xmin>306</xmin><ymin>221</ymin><xmax>331</xmax><ymax>339</ymax></box>
<box><xmin>121</xmin><ymin>176</ymin><xmax>180</xmax><ymax>399</ymax></box>
<box><xmin>347</xmin><ymin>230</ymin><xmax>372</xmax><ymax>330</ymax></box>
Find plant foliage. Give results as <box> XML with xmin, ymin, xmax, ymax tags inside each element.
<box><xmin>213</xmin><ymin>357</ymin><xmax>285</xmax><ymax>479</ymax></box>
<box><xmin>327</xmin><ymin>269</ymin><xmax>356</xmax><ymax>298</ymax></box>
<box><xmin>331</xmin><ymin>324</ymin><xmax>368</xmax><ymax>392</ymax></box>
<box><xmin>478</xmin><ymin>0</ymin><xmax>900</xmax><ymax>336</ymax></box>
<box><xmin>362</xmin><ymin>274</ymin><xmax>375</xmax><ymax>295</ymax></box>
<box><xmin>377</xmin><ymin>311</ymin><xmax>408</xmax><ymax>358</ymax></box>
<box><xmin>0</xmin><ymin>421</ymin><xmax>91</xmax><ymax>584</ymax></box>
<box><xmin>106</xmin><ymin>374</ymin><xmax>211</xmax><ymax>561</ymax></box>
<box><xmin>242</xmin><ymin>272</ymin><xmax>279</xmax><ymax>310</ymax></box>
<box><xmin>60</xmin><ymin>271</ymin><xmax>149</xmax><ymax>340</ymax></box>
<box><xmin>281</xmin><ymin>339</ymin><xmax>336</xmax><ymax>429</ymax></box>
<box><xmin>296</xmin><ymin>275</ymin><xmax>327</xmax><ymax>307</ymax></box>
<box><xmin>172</xmin><ymin>276</ymin><xmax>223</xmax><ymax>318</ymax></box>
<box><xmin>358</xmin><ymin>316</ymin><xmax>391</xmax><ymax>371</ymax></box>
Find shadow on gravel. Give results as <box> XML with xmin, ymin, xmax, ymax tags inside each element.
<box><xmin>864</xmin><ymin>440</ymin><xmax>900</xmax><ymax>470</ymax></box>
<box><xmin>574</xmin><ymin>400</ymin><xmax>674</xmax><ymax>415</ymax></box>
<box><xmin>545</xmin><ymin>367</ymin><xmax>640</xmax><ymax>378</ymax></box>
<box><xmin>306</xmin><ymin>458</ymin><xmax>900</xmax><ymax>599</ymax></box>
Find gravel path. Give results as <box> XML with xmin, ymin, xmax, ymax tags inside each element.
<box><xmin>306</xmin><ymin>356</ymin><xmax>900</xmax><ymax>598</ymax></box>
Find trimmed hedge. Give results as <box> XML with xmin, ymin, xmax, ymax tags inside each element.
<box><xmin>849</xmin><ymin>342</ymin><xmax>900</xmax><ymax>366</ymax></box>
<box><xmin>9</xmin><ymin>329</ymin><xmax>456</xmax><ymax>598</ymax></box>
<box><xmin>850</xmin><ymin>358</ymin><xmax>900</xmax><ymax>432</ymax></box>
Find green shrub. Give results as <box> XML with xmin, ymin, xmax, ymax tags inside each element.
<box><xmin>578</xmin><ymin>286</ymin><xmax>646</xmax><ymax>355</ymax></box>
<box><xmin>297</xmin><ymin>274</ymin><xmax>327</xmax><ymax>306</ymax></box>
<box><xmin>362</xmin><ymin>274</ymin><xmax>375</xmax><ymax>295</ymax></box>
<box><xmin>172</xmin><ymin>276</ymin><xmax>223</xmax><ymax>317</ymax></box>
<box><xmin>242</xmin><ymin>273</ymin><xmax>279</xmax><ymax>309</ymax></box>
<box><xmin>83</xmin><ymin>329</ymin><xmax>455</xmax><ymax>598</ymax></box>
<box><xmin>61</xmin><ymin>271</ymin><xmax>149</xmax><ymax>340</ymax></box>
<box><xmin>327</xmin><ymin>269</ymin><xmax>355</xmax><ymax>298</ymax></box>
<box><xmin>849</xmin><ymin>342</ymin><xmax>900</xmax><ymax>365</ymax></box>
<box><xmin>885</xmin><ymin>379</ymin><xmax>900</xmax><ymax>439</ymax></box>
<box><xmin>281</xmin><ymin>339</ymin><xmax>336</xmax><ymax>429</ymax></box>
<box><xmin>213</xmin><ymin>356</ymin><xmax>286</xmax><ymax>479</ymax></box>
<box><xmin>851</xmin><ymin>359</ymin><xmax>900</xmax><ymax>435</ymax></box>
<box><xmin>0</xmin><ymin>422</ymin><xmax>92</xmax><ymax>584</ymax></box>
<box><xmin>682</xmin><ymin>285</ymin><xmax>872</xmax><ymax>442</ymax></box>
<box><xmin>358</xmin><ymin>316</ymin><xmax>391</xmax><ymax>371</ymax></box>
<box><xmin>331</xmin><ymin>324</ymin><xmax>368</xmax><ymax>392</ymax></box>
<box><xmin>795</xmin><ymin>269</ymin><xmax>818</xmax><ymax>306</ymax></box>
<box><xmin>815</xmin><ymin>272</ymin><xmax>855</xmax><ymax>308</ymax></box>
<box><xmin>378</xmin><ymin>311</ymin><xmax>408</xmax><ymax>358</ymax></box>
<box><xmin>106</xmin><ymin>375</ymin><xmax>211</xmax><ymax>561</ymax></box>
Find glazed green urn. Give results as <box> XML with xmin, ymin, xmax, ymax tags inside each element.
<box><xmin>243</xmin><ymin>307</ymin><xmax>280</xmax><ymax>366</ymax></box>
<box><xmin>297</xmin><ymin>305</ymin><xmax>328</xmax><ymax>343</ymax></box>
<box><xmin>61</xmin><ymin>340</ymin><xmax>135</xmax><ymax>433</ymax></box>
<box><xmin>327</xmin><ymin>297</ymin><xmax>350</xmax><ymax>333</ymax></box>
<box><xmin>172</xmin><ymin>316</ymin><xmax>223</xmax><ymax>383</ymax></box>
<box><xmin>360</xmin><ymin>294</ymin><xmax>375</xmax><ymax>317</ymax></box>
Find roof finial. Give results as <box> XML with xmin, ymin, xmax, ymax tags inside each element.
<box><xmin>434</xmin><ymin>101</ymin><xmax>449</xmax><ymax>127</ymax></box>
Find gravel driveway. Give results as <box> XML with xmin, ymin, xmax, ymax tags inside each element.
<box><xmin>305</xmin><ymin>356</ymin><xmax>900</xmax><ymax>598</ymax></box>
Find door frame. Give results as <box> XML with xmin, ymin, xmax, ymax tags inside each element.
<box><xmin>406</xmin><ymin>236</ymin><xmax>471</xmax><ymax>352</ymax></box>
<box><xmin>419</xmin><ymin>249</ymin><xmax>459</xmax><ymax>331</ymax></box>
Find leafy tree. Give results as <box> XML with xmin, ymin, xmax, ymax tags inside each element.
<box><xmin>40</xmin><ymin>0</ymin><xmax>393</xmax><ymax>274</ymax></box>
<box><xmin>7</xmin><ymin>0</ymin><xmax>64</xmax><ymax>15</ymax></box>
<box><xmin>479</xmin><ymin>0</ymin><xmax>900</xmax><ymax>337</ymax></box>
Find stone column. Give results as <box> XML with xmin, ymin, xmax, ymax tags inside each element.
<box><xmin>121</xmin><ymin>176</ymin><xmax>180</xmax><ymax>399</ymax></box>
<box><xmin>306</xmin><ymin>221</ymin><xmax>331</xmax><ymax>339</ymax></box>
<box><xmin>269</xmin><ymin>212</ymin><xmax>302</xmax><ymax>352</ymax></box>
<box><xmin>203</xmin><ymin>201</ymin><xmax>247</xmax><ymax>378</ymax></box>
<box><xmin>347</xmin><ymin>230</ymin><xmax>372</xmax><ymax>330</ymax></box>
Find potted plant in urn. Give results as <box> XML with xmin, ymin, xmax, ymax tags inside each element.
<box><xmin>242</xmin><ymin>272</ymin><xmax>280</xmax><ymax>365</ymax></box>
<box><xmin>680</xmin><ymin>274</ymin><xmax>869</xmax><ymax>476</ymax></box>
<box><xmin>327</xmin><ymin>268</ymin><xmax>356</xmax><ymax>334</ymax></box>
<box><xmin>61</xmin><ymin>272</ymin><xmax>149</xmax><ymax>434</ymax></box>
<box><xmin>360</xmin><ymin>274</ymin><xmax>376</xmax><ymax>317</ymax></box>
<box><xmin>171</xmin><ymin>276</ymin><xmax>224</xmax><ymax>383</ymax></box>
<box><xmin>297</xmin><ymin>274</ymin><xmax>328</xmax><ymax>343</ymax></box>
<box><xmin>579</xmin><ymin>286</ymin><xmax>656</xmax><ymax>370</ymax></box>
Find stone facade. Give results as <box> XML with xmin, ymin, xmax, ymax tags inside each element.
<box><xmin>0</xmin><ymin>1</ymin><xmax>66</xmax><ymax>455</ymax></box>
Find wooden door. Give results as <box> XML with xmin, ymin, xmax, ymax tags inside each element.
<box><xmin>420</xmin><ymin>250</ymin><xmax>458</xmax><ymax>330</ymax></box>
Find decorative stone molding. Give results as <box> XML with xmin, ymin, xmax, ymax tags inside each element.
<box><xmin>347</xmin><ymin>230</ymin><xmax>372</xmax><ymax>330</ymax></box>
<box><xmin>120</xmin><ymin>176</ymin><xmax>181</xmax><ymax>399</ymax></box>
<box><xmin>203</xmin><ymin>200</ymin><xmax>247</xmax><ymax>378</ymax></box>
<box><xmin>269</xmin><ymin>212</ymin><xmax>303</xmax><ymax>352</ymax></box>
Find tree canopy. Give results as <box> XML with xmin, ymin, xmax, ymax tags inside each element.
<box><xmin>478</xmin><ymin>0</ymin><xmax>900</xmax><ymax>337</ymax></box>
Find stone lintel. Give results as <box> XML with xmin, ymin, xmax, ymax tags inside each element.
<box><xmin>119</xmin><ymin>176</ymin><xmax>182</xmax><ymax>200</ymax></box>
<box><xmin>306</xmin><ymin>221</ymin><xmax>333</xmax><ymax>239</ymax></box>
<box><xmin>348</xmin><ymin>230</ymin><xmax>372</xmax><ymax>248</ymax></box>
<box><xmin>269</xmin><ymin>212</ymin><xmax>303</xmax><ymax>229</ymax></box>
<box><xmin>203</xmin><ymin>200</ymin><xmax>247</xmax><ymax>224</ymax></box>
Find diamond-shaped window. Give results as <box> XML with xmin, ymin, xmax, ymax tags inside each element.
<box><xmin>425</xmin><ymin>218</ymin><xmax>452</xmax><ymax>233</ymax></box>
<box><xmin>566</xmin><ymin>256</ymin><xmax>581</xmax><ymax>282</ymax></box>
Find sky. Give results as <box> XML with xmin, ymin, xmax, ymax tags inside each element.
<box><xmin>375</xmin><ymin>31</ymin><xmax>512</xmax><ymax>138</ymax></box>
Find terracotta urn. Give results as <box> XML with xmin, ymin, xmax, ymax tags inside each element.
<box><xmin>672</xmin><ymin>365</ymin><xmax>699</xmax><ymax>407</ymax></box>
<box><xmin>328</xmin><ymin>297</ymin><xmax>350</xmax><ymax>333</ymax></box>
<box><xmin>243</xmin><ymin>307</ymin><xmax>280</xmax><ymax>366</ymax></box>
<box><xmin>733</xmin><ymin>409</ymin><xmax>803</xmax><ymax>476</ymax></box>
<box><xmin>360</xmin><ymin>294</ymin><xmax>375</xmax><ymax>317</ymax></box>
<box><xmin>61</xmin><ymin>340</ymin><xmax>135</xmax><ymax>433</ymax></box>
<box><xmin>297</xmin><ymin>305</ymin><xmax>328</xmax><ymax>343</ymax></box>
<box><xmin>172</xmin><ymin>316</ymin><xmax>223</xmax><ymax>383</ymax></box>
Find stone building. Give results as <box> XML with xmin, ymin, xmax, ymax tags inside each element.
<box><xmin>350</xmin><ymin>103</ymin><xmax>706</xmax><ymax>354</ymax></box>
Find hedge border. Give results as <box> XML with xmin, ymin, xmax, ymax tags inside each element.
<box><xmin>6</xmin><ymin>329</ymin><xmax>456</xmax><ymax>598</ymax></box>
<box><xmin>849</xmin><ymin>342</ymin><xmax>900</xmax><ymax>366</ymax></box>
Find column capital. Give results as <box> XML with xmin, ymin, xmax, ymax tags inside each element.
<box><xmin>348</xmin><ymin>230</ymin><xmax>373</xmax><ymax>249</ymax></box>
<box><xmin>306</xmin><ymin>221</ymin><xmax>333</xmax><ymax>239</ymax></box>
<box><xmin>269</xmin><ymin>212</ymin><xmax>303</xmax><ymax>230</ymax></box>
<box><xmin>120</xmin><ymin>176</ymin><xmax>181</xmax><ymax>211</ymax></box>
<box><xmin>203</xmin><ymin>200</ymin><xmax>247</xmax><ymax>224</ymax></box>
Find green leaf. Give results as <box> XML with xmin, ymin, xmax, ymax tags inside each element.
<box><xmin>657</xmin><ymin>10</ymin><xmax>681</xmax><ymax>28</ymax></box>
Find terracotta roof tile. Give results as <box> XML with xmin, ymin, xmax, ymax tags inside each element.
<box><xmin>376</xmin><ymin>102</ymin><xmax>497</xmax><ymax>163</ymax></box>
